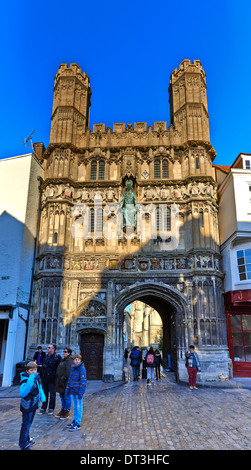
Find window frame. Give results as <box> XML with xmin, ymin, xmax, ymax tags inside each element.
<box><xmin>235</xmin><ymin>247</ymin><xmax>251</xmax><ymax>282</ymax></box>
<box><xmin>90</xmin><ymin>159</ymin><xmax>105</xmax><ymax>181</ymax></box>
<box><xmin>154</xmin><ymin>158</ymin><xmax>169</xmax><ymax>179</ymax></box>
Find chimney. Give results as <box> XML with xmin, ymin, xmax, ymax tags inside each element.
<box><xmin>33</xmin><ymin>142</ymin><xmax>45</xmax><ymax>162</ymax></box>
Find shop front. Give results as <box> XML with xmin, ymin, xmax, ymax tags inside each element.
<box><xmin>225</xmin><ymin>290</ymin><xmax>251</xmax><ymax>377</ymax></box>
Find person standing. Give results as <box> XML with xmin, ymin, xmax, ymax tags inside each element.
<box><xmin>124</xmin><ymin>348</ymin><xmax>129</xmax><ymax>365</ymax></box>
<box><xmin>33</xmin><ymin>346</ymin><xmax>46</xmax><ymax>375</ymax></box>
<box><xmin>54</xmin><ymin>347</ymin><xmax>73</xmax><ymax>419</ymax></box>
<box><xmin>19</xmin><ymin>362</ymin><xmax>46</xmax><ymax>450</ymax></box>
<box><xmin>146</xmin><ymin>347</ymin><xmax>156</xmax><ymax>385</ymax></box>
<box><xmin>154</xmin><ymin>349</ymin><xmax>162</xmax><ymax>380</ymax></box>
<box><xmin>65</xmin><ymin>354</ymin><xmax>87</xmax><ymax>431</ymax></box>
<box><xmin>39</xmin><ymin>343</ymin><xmax>62</xmax><ymax>415</ymax></box>
<box><xmin>129</xmin><ymin>346</ymin><xmax>141</xmax><ymax>381</ymax></box>
<box><xmin>185</xmin><ymin>345</ymin><xmax>201</xmax><ymax>390</ymax></box>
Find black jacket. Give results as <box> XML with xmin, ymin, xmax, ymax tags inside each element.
<box><xmin>41</xmin><ymin>353</ymin><xmax>62</xmax><ymax>384</ymax></box>
<box><xmin>154</xmin><ymin>352</ymin><xmax>162</xmax><ymax>366</ymax></box>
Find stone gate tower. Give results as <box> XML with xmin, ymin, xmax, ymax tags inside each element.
<box><xmin>28</xmin><ymin>59</ymin><xmax>231</xmax><ymax>383</ymax></box>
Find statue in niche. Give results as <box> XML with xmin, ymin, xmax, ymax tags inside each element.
<box><xmin>119</xmin><ymin>179</ymin><xmax>137</xmax><ymax>230</ymax></box>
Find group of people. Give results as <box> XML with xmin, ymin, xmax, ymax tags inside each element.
<box><xmin>19</xmin><ymin>343</ymin><xmax>87</xmax><ymax>450</ymax></box>
<box><xmin>127</xmin><ymin>346</ymin><xmax>162</xmax><ymax>385</ymax></box>
<box><xmin>128</xmin><ymin>344</ymin><xmax>201</xmax><ymax>389</ymax></box>
<box><xmin>19</xmin><ymin>342</ymin><xmax>201</xmax><ymax>450</ymax></box>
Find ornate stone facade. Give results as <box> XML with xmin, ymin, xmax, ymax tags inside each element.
<box><xmin>28</xmin><ymin>59</ymin><xmax>231</xmax><ymax>383</ymax></box>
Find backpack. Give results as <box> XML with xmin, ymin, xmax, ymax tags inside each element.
<box><xmin>146</xmin><ymin>353</ymin><xmax>154</xmax><ymax>365</ymax></box>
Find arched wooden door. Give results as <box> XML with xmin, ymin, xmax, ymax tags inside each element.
<box><xmin>81</xmin><ymin>333</ymin><xmax>104</xmax><ymax>380</ymax></box>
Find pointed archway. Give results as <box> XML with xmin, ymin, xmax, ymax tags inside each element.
<box><xmin>113</xmin><ymin>281</ymin><xmax>190</xmax><ymax>381</ymax></box>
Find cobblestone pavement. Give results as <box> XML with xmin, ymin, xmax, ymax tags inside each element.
<box><xmin>0</xmin><ymin>372</ymin><xmax>251</xmax><ymax>451</ymax></box>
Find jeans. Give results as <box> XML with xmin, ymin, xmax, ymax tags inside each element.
<box><xmin>41</xmin><ymin>382</ymin><xmax>56</xmax><ymax>411</ymax></box>
<box><xmin>71</xmin><ymin>395</ymin><xmax>83</xmax><ymax>425</ymax></box>
<box><xmin>147</xmin><ymin>367</ymin><xmax>155</xmax><ymax>384</ymax></box>
<box><xmin>19</xmin><ymin>410</ymin><xmax>36</xmax><ymax>449</ymax></box>
<box><xmin>60</xmin><ymin>393</ymin><xmax>71</xmax><ymax>411</ymax></box>
<box><xmin>132</xmin><ymin>365</ymin><xmax>139</xmax><ymax>380</ymax></box>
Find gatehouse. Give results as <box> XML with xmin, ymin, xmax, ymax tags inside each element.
<box><xmin>27</xmin><ymin>59</ymin><xmax>231</xmax><ymax>383</ymax></box>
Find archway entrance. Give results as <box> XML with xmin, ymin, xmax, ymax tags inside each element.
<box><xmin>114</xmin><ymin>281</ymin><xmax>189</xmax><ymax>381</ymax></box>
<box><xmin>81</xmin><ymin>332</ymin><xmax>104</xmax><ymax>380</ymax></box>
<box><xmin>124</xmin><ymin>297</ymin><xmax>176</xmax><ymax>373</ymax></box>
<box><xmin>125</xmin><ymin>301</ymin><xmax>163</xmax><ymax>350</ymax></box>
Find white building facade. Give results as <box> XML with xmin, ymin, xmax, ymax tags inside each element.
<box><xmin>0</xmin><ymin>152</ymin><xmax>44</xmax><ymax>386</ymax></box>
<box><xmin>215</xmin><ymin>153</ymin><xmax>251</xmax><ymax>377</ymax></box>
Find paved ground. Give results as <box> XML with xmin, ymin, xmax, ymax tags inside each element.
<box><xmin>0</xmin><ymin>371</ymin><xmax>251</xmax><ymax>451</ymax></box>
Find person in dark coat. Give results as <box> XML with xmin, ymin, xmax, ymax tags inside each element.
<box><xmin>154</xmin><ymin>349</ymin><xmax>162</xmax><ymax>380</ymax></box>
<box><xmin>129</xmin><ymin>346</ymin><xmax>141</xmax><ymax>381</ymax></box>
<box><xmin>33</xmin><ymin>346</ymin><xmax>46</xmax><ymax>375</ymax></box>
<box><xmin>39</xmin><ymin>343</ymin><xmax>61</xmax><ymax>415</ymax></box>
<box><xmin>54</xmin><ymin>347</ymin><xmax>73</xmax><ymax>419</ymax></box>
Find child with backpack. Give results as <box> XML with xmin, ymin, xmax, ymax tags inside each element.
<box><xmin>145</xmin><ymin>347</ymin><xmax>156</xmax><ymax>385</ymax></box>
<box><xmin>19</xmin><ymin>361</ymin><xmax>46</xmax><ymax>450</ymax></box>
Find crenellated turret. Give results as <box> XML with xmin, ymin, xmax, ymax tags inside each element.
<box><xmin>169</xmin><ymin>59</ymin><xmax>210</xmax><ymax>143</ymax></box>
<box><xmin>50</xmin><ymin>63</ymin><xmax>91</xmax><ymax>145</ymax></box>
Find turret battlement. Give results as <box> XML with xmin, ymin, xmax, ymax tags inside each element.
<box><xmin>54</xmin><ymin>62</ymin><xmax>90</xmax><ymax>89</ymax></box>
<box><xmin>91</xmin><ymin>121</ymin><xmax>168</xmax><ymax>134</ymax></box>
<box><xmin>49</xmin><ymin>60</ymin><xmax>211</xmax><ymax>148</ymax></box>
<box><xmin>170</xmin><ymin>59</ymin><xmax>206</xmax><ymax>81</ymax></box>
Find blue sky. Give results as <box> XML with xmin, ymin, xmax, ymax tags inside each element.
<box><xmin>0</xmin><ymin>0</ymin><xmax>250</xmax><ymax>165</ymax></box>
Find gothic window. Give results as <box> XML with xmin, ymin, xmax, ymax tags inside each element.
<box><xmin>162</xmin><ymin>159</ymin><xmax>169</xmax><ymax>178</ymax></box>
<box><xmin>88</xmin><ymin>207</ymin><xmax>103</xmax><ymax>234</ymax></box>
<box><xmin>154</xmin><ymin>158</ymin><xmax>169</xmax><ymax>179</ymax></box>
<box><xmin>53</xmin><ymin>232</ymin><xmax>58</xmax><ymax>244</ymax></box>
<box><xmin>91</xmin><ymin>160</ymin><xmax>97</xmax><ymax>180</ymax></box>
<box><xmin>155</xmin><ymin>206</ymin><xmax>171</xmax><ymax>232</ymax></box>
<box><xmin>40</xmin><ymin>281</ymin><xmax>61</xmax><ymax>344</ymax></box>
<box><xmin>89</xmin><ymin>208</ymin><xmax>95</xmax><ymax>233</ymax></box>
<box><xmin>90</xmin><ymin>160</ymin><xmax>105</xmax><ymax>180</ymax></box>
<box><xmin>156</xmin><ymin>207</ymin><xmax>162</xmax><ymax>230</ymax></box>
<box><xmin>96</xmin><ymin>208</ymin><xmax>103</xmax><ymax>232</ymax></box>
<box><xmin>98</xmin><ymin>160</ymin><xmax>105</xmax><ymax>180</ymax></box>
<box><xmin>196</xmin><ymin>157</ymin><xmax>200</xmax><ymax>169</ymax></box>
<box><xmin>164</xmin><ymin>207</ymin><xmax>171</xmax><ymax>231</ymax></box>
<box><xmin>154</xmin><ymin>160</ymin><xmax>161</xmax><ymax>179</ymax></box>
